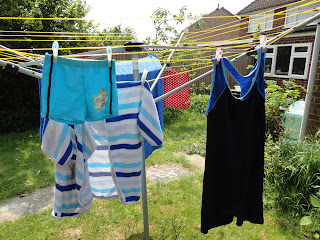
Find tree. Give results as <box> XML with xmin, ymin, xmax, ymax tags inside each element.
<box><xmin>0</xmin><ymin>0</ymin><xmax>97</xmax><ymax>52</ymax></box>
<box><xmin>147</xmin><ymin>6</ymin><xmax>205</xmax><ymax>45</ymax></box>
<box><xmin>0</xmin><ymin>0</ymin><xmax>135</xmax><ymax>133</ymax></box>
<box><xmin>146</xmin><ymin>7</ymin><xmax>209</xmax><ymax>79</ymax></box>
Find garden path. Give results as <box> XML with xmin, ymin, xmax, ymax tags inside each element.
<box><xmin>0</xmin><ymin>153</ymin><xmax>205</xmax><ymax>223</ymax></box>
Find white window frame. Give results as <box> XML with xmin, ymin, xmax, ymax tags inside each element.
<box><xmin>284</xmin><ymin>1</ymin><xmax>320</xmax><ymax>28</ymax></box>
<box><xmin>264</xmin><ymin>43</ymin><xmax>312</xmax><ymax>79</ymax></box>
<box><xmin>248</xmin><ymin>10</ymin><xmax>274</xmax><ymax>33</ymax></box>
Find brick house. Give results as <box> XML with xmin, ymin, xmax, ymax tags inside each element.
<box><xmin>186</xmin><ymin>7</ymin><xmax>241</xmax><ymax>43</ymax></box>
<box><xmin>184</xmin><ymin>7</ymin><xmax>253</xmax><ymax>88</ymax></box>
<box><xmin>237</xmin><ymin>0</ymin><xmax>320</xmax><ymax>132</ymax></box>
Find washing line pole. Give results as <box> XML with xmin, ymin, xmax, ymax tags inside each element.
<box><xmin>155</xmin><ymin>12</ymin><xmax>320</xmax><ymax>103</ymax></box>
<box><xmin>0</xmin><ymin>58</ymin><xmax>41</xmax><ymax>78</ymax></box>
<box><xmin>299</xmin><ymin>22</ymin><xmax>320</xmax><ymax>140</ymax></box>
<box><xmin>124</xmin><ymin>40</ymin><xmax>150</xmax><ymax>240</ymax></box>
<box><xmin>150</xmin><ymin>30</ymin><xmax>186</xmax><ymax>92</ymax></box>
<box><xmin>0</xmin><ymin>44</ymin><xmax>37</xmax><ymax>63</ymax></box>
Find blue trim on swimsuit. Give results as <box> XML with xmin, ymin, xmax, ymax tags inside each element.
<box><xmin>205</xmin><ymin>47</ymin><xmax>266</xmax><ymax>117</ymax></box>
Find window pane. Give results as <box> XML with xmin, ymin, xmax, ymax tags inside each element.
<box><xmin>285</xmin><ymin>9</ymin><xmax>296</xmax><ymax>27</ymax></box>
<box><xmin>297</xmin><ymin>2</ymin><xmax>320</xmax><ymax>25</ymax></box>
<box><xmin>265</xmin><ymin>58</ymin><xmax>272</xmax><ymax>73</ymax></box>
<box><xmin>292</xmin><ymin>58</ymin><xmax>306</xmax><ymax>75</ymax></box>
<box><xmin>249</xmin><ymin>16</ymin><xmax>258</xmax><ymax>32</ymax></box>
<box><xmin>276</xmin><ymin>46</ymin><xmax>292</xmax><ymax>75</ymax></box>
<box><xmin>295</xmin><ymin>46</ymin><xmax>308</xmax><ymax>52</ymax></box>
<box><xmin>265</xmin><ymin>11</ymin><xmax>274</xmax><ymax>29</ymax></box>
<box><xmin>267</xmin><ymin>48</ymin><xmax>274</xmax><ymax>53</ymax></box>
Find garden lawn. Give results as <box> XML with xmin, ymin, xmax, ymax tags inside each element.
<box><xmin>0</xmin><ymin>129</ymin><xmax>54</xmax><ymax>202</ymax></box>
<box><xmin>0</xmin><ymin>110</ymin><xmax>207</xmax><ymax>203</ymax></box>
<box><xmin>0</xmin><ymin>173</ymin><xmax>306</xmax><ymax>240</ymax></box>
<box><xmin>0</xmin><ymin>106</ymin><xmax>311</xmax><ymax>239</ymax></box>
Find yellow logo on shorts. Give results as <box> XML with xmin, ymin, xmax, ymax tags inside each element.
<box><xmin>93</xmin><ymin>88</ymin><xmax>108</xmax><ymax>112</ymax></box>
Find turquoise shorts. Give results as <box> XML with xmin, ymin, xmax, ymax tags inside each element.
<box><xmin>41</xmin><ymin>54</ymin><xmax>118</xmax><ymax>124</ymax></box>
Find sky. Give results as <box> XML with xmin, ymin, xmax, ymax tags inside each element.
<box><xmin>84</xmin><ymin>0</ymin><xmax>255</xmax><ymax>41</ymax></box>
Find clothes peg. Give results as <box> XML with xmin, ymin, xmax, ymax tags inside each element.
<box><xmin>141</xmin><ymin>69</ymin><xmax>148</xmax><ymax>87</ymax></box>
<box><xmin>107</xmin><ymin>46</ymin><xmax>112</xmax><ymax>67</ymax></box>
<box><xmin>215</xmin><ymin>48</ymin><xmax>223</xmax><ymax>65</ymax></box>
<box><xmin>52</xmin><ymin>41</ymin><xmax>59</xmax><ymax>64</ymax></box>
<box><xmin>260</xmin><ymin>35</ymin><xmax>267</xmax><ymax>53</ymax></box>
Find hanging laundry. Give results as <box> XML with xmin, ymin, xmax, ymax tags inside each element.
<box><xmin>162</xmin><ymin>70</ymin><xmax>190</xmax><ymax>110</ymax></box>
<box><xmin>116</xmin><ymin>54</ymin><xmax>164</xmax><ymax>159</ymax></box>
<box><xmin>41</xmin><ymin>121</ymin><xmax>97</xmax><ymax>220</ymax></box>
<box><xmin>87</xmin><ymin>81</ymin><xmax>163</xmax><ymax>203</ymax></box>
<box><xmin>201</xmin><ymin>47</ymin><xmax>266</xmax><ymax>233</ymax></box>
<box><xmin>40</xmin><ymin>81</ymin><xmax>163</xmax><ymax>220</ymax></box>
<box><xmin>40</xmin><ymin>54</ymin><xmax>118</xmax><ymax>124</ymax></box>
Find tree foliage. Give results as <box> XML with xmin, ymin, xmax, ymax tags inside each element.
<box><xmin>0</xmin><ymin>0</ymin><xmax>96</xmax><ymax>52</ymax></box>
<box><xmin>147</xmin><ymin>6</ymin><xmax>204</xmax><ymax>44</ymax></box>
<box><xmin>0</xmin><ymin>0</ymin><xmax>135</xmax><ymax>133</ymax></box>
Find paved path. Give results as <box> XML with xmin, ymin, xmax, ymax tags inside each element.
<box><xmin>0</xmin><ymin>153</ymin><xmax>205</xmax><ymax>223</ymax></box>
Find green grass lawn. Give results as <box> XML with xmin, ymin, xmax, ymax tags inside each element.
<box><xmin>0</xmin><ymin>129</ymin><xmax>54</xmax><ymax>202</ymax></box>
<box><xmin>0</xmin><ymin>109</ymin><xmax>310</xmax><ymax>239</ymax></box>
<box><xmin>0</xmin><ymin>173</ymin><xmax>306</xmax><ymax>240</ymax></box>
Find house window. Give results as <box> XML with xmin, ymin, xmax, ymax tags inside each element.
<box><xmin>248</xmin><ymin>10</ymin><xmax>274</xmax><ymax>32</ymax></box>
<box><xmin>275</xmin><ymin>46</ymin><xmax>292</xmax><ymax>75</ymax></box>
<box><xmin>265</xmin><ymin>43</ymin><xmax>312</xmax><ymax>79</ymax></box>
<box><xmin>285</xmin><ymin>1</ymin><xmax>320</xmax><ymax>28</ymax></box>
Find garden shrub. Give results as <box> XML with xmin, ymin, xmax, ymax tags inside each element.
<box><xmin>264</xmin><ymin>138</ymin><xmax>320</xmax><ymax>221</ymax></box>
<box><xmin>0</xmin><ymin>73</ymin><xmax>40</xmax><ymax>133</ymax></box>
<box><xmin>265</xmin><ymin>79</ymin><xmax>303</xmax><ymax>140</ymax></box>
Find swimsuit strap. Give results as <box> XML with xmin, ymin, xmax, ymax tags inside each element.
<box><xmin>46</xmin><ymin>55</ymin><xmax>54</xmax><ymax>119</ymax></box>
<box><xmin>109</xmin><ymin>60</ymin><xmax>113</xmax><ymax>115</ymax></box>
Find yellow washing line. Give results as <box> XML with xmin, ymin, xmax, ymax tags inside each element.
<box><xmin>179</xmin><ymin>29</ymin><xmax>282</xmax><ymax>50</ymax></box>
<box><xmin>187</xmin><ymin>0</ymin><xmax>314</xmax><ymax>36</ymax></box>
<box><xmin>0</xmin><ymin>17</ymin><xmax>311</xmax><ymax>62</ymax></box>
<box><xmin>0</xmin><ymin>0</ymin><xmax>314</xmax><ymax>22</ymax></box>
<box><xmin>0</xmin><ymin>34</ymin><xmax>134</xmax><ymax>39</ymax></box>
<box><xmin>0</xmin><ymin>39</ymin><xmax>132</xmax><ymax>42</ymax></box>
<box><xmin>0</xmin><ymin>30</ymin><xmax>134</xmax><ymax>36</ymax></box>
<box><xmin>186</xmin><ymin>0</ymin><xmax>316</xmax><ymax>38</ymax></box>
<box><xmin>186</xmin><ymin>22</ymin><xmax>286</xmax><ymax>45</ymax></box>
<box><xmin>0</xmin><ymin>3</ymin><xmax>311</xmax><ymax>44</ymax></box>
<box><xmin>187</xmin><ymin>2</ymin><xmax>319</xmax><ymax>41</ymax></box>
<box><xmin>148</xmin><ymin>27</ymin><xmax>297</xmax><ymax>83</ymax></box>
<box><xmin>0</xmin><ymin>17</ymin><xmax>86</xmax><ymax>20</ymax></box>
<box><xmin>0</xmin><ymin>30</ymin><xmax>135</xmax><ymax>36</ymax></box>
<box><xmin>172</xmin><ymin>10</ymin><xmax>319</xmax><ymax>46</ymax></box>
<box><xmin>0</xmin><ymin>37</ymin><xmax>262</xmax><ymax>62</ymax></box>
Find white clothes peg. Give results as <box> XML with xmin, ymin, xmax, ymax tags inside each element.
<box><xmin>52</xmin><ymin>41</ymin><xmax>59</xmax><ymax>63</ymax></box>
<box><xmin>141</xmin><ymin>69</ymin><xmax>148</xmax><ymax>87</ymax></box>
<box><xmin>260</xmin><ymin>35</ymin><xmax>267</xmax><ymax>53</ymax></box>
<box><xmin>215</xmin><ymin>48</ymin><xmax>223</xmax><ymax>65</ymax></box>
<box><xmin>107</xmin><ymin>46</ymin><xmax>112</xmax><ymax>67</ymax></box>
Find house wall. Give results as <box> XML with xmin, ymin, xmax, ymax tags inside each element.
<box><xmin>306</xmin><ymin>54</ymin><xmax>320</xmax><ymax>133</ymax></box>
<box><xmin>186</xmin><ymin>9</ymin><xmax>241</xmax><ymax>43</ymax></box>
<box><xmin>265</xmin><ymin>35</ymin><xmax>316</xmax><ymax>96</ymax></box>
<box><xmin>273</xmin><ymin>7</ymin><xmax>286</xmax><ymax>30</ymax></box>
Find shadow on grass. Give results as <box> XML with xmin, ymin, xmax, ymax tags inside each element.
<box><xmin>126</xmin><ymin>232</ymin><xmax>154</xmax><ymax>240</ymax></box>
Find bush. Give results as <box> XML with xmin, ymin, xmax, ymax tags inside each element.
<box><xmin>163</xmin><ymin>107</ymin><xmax>184</xmax><ymax>124</ymax></box>
<box><xmin>0</xmin><ymin>72</ymin><xmax>40</xmax><ymax>133</ymax></box>
<box><xmin>264</xmin><ymin>137</ymin><xmax>320</xmax><ymax>221</ymax></box>
<box><xmin>189</xmin><ymin>93</ymin><xmax>210</xmax><ymax>114</ymax></box>
<box><xmin>265</xmin><ymin>79</ymin><xmax>303</xmax><ymax>140</ymax></box>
